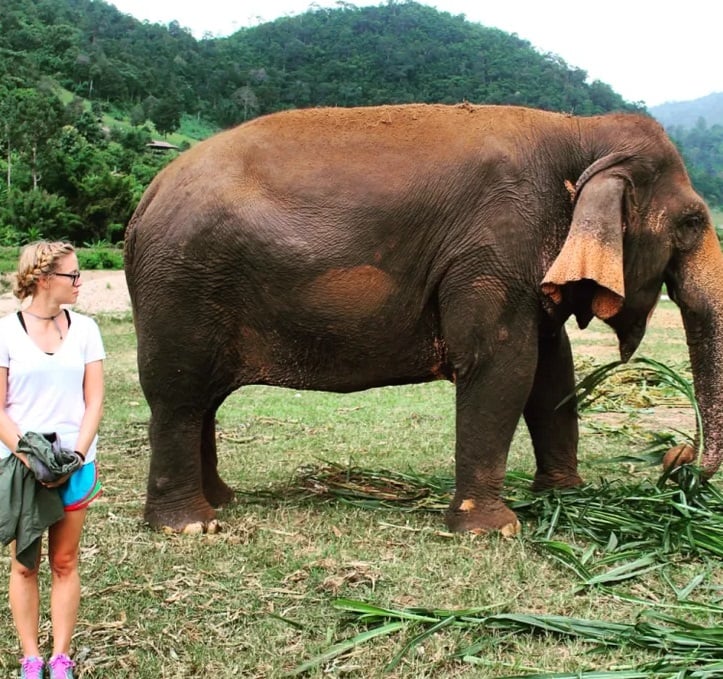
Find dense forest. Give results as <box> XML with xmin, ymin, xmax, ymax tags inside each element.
<box><xmin>0</xmin><ymin>0</ymin><xmax>720</xmax><ymax>245</ymax></box>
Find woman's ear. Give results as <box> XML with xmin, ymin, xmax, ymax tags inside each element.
<box><xmin>542</xmin><ymin>173</ymin><xmax>627</xmax><ymax>323</ymax></box>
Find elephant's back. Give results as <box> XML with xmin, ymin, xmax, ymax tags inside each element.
<box><xmin>129</xmin><ymin>104</ymin><xmax>553</xmax><ymax>234</ymax></box>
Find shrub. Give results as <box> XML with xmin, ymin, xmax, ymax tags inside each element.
<box><xmin>77</xmin><ymin>247</ymin><xmax>124</xmax><ymax>270</ymax></box>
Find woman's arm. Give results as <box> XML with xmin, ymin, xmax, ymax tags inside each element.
<box><xmin>74</xmin><ymin>359</ymin><xmax>104</xmax><ymax>456</ymax></box>
<box><xmin>0</xmin><ymin>366</ymin><xmax>25</xmax><ymax>465</ymax></box>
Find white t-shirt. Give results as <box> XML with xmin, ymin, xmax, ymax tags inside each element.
<box><xmin>0</xmin><ymin>310</ymin><xmax>106</xmax><ymax>461</ymax></box>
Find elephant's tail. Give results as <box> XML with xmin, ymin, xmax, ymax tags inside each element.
<box><xmin>123</xmin><ymin>211</ymin><xmax>140</xmax><ymax>293</ymax></box>
<box><xmin>123</xmin><ymin>178</ymin><xmax>163</xmax><ymax>289</ymax></box>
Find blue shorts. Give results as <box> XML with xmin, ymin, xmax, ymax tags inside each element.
<box><xmin>58</xmin><ymin>461</ymin><xmax>102</xmax><ymax>511</ymax></box>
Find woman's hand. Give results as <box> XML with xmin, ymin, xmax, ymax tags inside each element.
<box><xmin>42</xmin><ymin>474</ymin><xmax>70</xmax><ymax>488</ymax></box>
<box><xmin>12</xmin><ymin>450</ymin><xmax>30</xmax><ymax>469</ymax></box>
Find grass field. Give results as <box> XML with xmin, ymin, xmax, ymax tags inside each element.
<box><xmin>1</xmin><ymin>302</ymin><xmax>721</xmax><ymax>678</ymax></box>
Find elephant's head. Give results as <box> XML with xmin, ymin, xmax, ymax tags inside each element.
<box><xmin>541</xmin><ymin>121</ymin><xmax>723</xmax><ymax>478</ymax></box>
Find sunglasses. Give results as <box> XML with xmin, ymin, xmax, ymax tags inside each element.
<box><xmin>54</xmin><ymin>271</ymin><xmax>81</xmax><ymax>286</ymax></box>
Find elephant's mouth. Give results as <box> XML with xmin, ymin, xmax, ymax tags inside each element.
<box><xmin>605</xmin><ymin>290</ymin><xmax>663</xmax><ymax>362</ymax></box>
<box><xmin>541</xmin><ymin>279</ymin><xmax>597</xmax><ymax>329</ymax></box>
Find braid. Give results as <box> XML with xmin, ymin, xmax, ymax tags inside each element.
<box><xmin>13</xmin><ymin>240</ymin><xmax>76</xmax><ymax>300</ymax></box>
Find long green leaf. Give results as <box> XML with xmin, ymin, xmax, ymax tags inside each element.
<box><xmin>585</xmin><ymin>555</ymin><xmax>665</xmax><ymax>585</ymax></box>
<box><xmin>285</xmin><ymin>621</ymin><xmax>407</xmax><ymax>676</ymax></box>
<box><xmin>385</xmin><ymin>614</ymin><xmax>458</xmax><ymax>672</ymax></box>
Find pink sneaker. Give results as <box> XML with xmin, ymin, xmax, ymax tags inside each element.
<box><xmin>47</xmin><ymin>654</ymin><xmax>75</xmax><ymax>679</ymax></box>
<box><xmin>19</xmin><ymin>655</ymin><xmax>45</xmax><ymax>679</ymax></box>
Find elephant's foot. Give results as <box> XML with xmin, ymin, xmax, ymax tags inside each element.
<box><xmin>145</xmin><ymin>497</ymin><xmax>221</xmax><ymax>534</ymax></box>
<box><xmin>532</xmin><ymin>470</ymin><xmax>584</xmax><ymax>492</ymax></box>
<box><xmin>203</xmin><ymin>477</ymin><xmax>236</xmax><ymax>508</ymax></box>
<box><xmin>445</xmin><ymin>497</ymin><xmax>521</xmax><ymax>536</ymax></box>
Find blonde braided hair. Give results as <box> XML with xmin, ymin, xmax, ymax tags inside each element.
<box><xmin>13</xmin><ymin>240</ymin><xmax>76</xmax><ymax>301</ymax></box>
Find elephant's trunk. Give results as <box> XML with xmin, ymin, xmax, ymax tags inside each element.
<box><xmin>673</xmin><ymin>230</ymin><xmax>723</xmax><ymax>477</ymax></box>
<box><xmin>685</xmin><ymin>327</ymin><xmax>723</xmax><ymax>476</ymax></box>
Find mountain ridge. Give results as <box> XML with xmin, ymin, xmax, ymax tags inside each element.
<box><xmin>651</xmin><ymin>92</ymin><xmax>723</xmax><ymax>129</ymax></box>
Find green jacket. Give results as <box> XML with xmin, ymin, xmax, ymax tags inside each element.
<box><xmin>16</xmin><ymin>431</ymin><xmax>84</xmax><ymax>483</ymax></box>
<box><xmin>0</xmin><ymin>457</ymin><xmax>64</xmax><ymax>568</ymax></box>
<box><xmin>0</xmin><ymin>432</ymin><xmax>83</xmax><ymax>569</ymax></box>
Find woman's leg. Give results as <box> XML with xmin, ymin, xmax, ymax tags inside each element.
<box><xmin>47</xmin><ymin>508</ymin><xmax>87</xmax><ymax>656</ymax></box>
<box><xmin>9</xmin><ymin>542</ymin><xmax>42</xmax><ymax>658</ymax></box>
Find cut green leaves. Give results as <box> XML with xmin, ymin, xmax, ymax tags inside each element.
<box><xmin>290</xmin><ymin>600</ymin><xmax>723</xmax><ymax>677</ymax></box>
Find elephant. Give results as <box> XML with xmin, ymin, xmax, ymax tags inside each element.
<box><xmin>124</xmin><ymin>103</ymin><xmax>723</xmax><ymax>535</ymax></box>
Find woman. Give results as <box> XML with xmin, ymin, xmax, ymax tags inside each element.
<box><xmin>0</xmin><ymin>241</ymin><xmax>105</xmax><ymax>679</ymax></box>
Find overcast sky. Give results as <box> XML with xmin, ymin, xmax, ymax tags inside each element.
<box><xmin>109</xmin><ymin>0</ymin><xmax>722</xmax><ymax>108</ymax></box>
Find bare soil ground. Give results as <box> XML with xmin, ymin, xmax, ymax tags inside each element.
<box><xmin>0</xmin><ymin>270</ymin><xmax>130</xmax><ymax>315</ymax></box>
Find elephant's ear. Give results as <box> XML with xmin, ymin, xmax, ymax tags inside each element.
<box><xmin>542</xmin><ymin>171</ymin><xmax>629</xmax><ymax>325</ymax></box>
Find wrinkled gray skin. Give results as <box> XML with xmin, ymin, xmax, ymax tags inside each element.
<box><xmin>124</xmin><ymin>104</ymin><xmax>723</xmax><ymax>534</ymax></box>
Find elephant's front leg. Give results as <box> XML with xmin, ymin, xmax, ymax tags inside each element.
<box><xmin>445</xmin><ymin>318</ymin><xmax>538</xmax><ymax>535</ymax></box>
<box><xmin>523</xmin><ymin>327</ymin><xmax>583</xmax><ymax>491</ymax></box>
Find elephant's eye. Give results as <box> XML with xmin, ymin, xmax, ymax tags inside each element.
<box><xmin>681</xmin><ymin>212</ymin><xmax>706</xmax><ymax>230</ymax></box>
<box><xmin>675</xmin><ymin>208</ymin><xmax>708</xmax><ymax>251</ymax></box>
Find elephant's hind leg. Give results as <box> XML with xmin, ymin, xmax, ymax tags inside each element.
<box><xmin>201</xmin><ymin>408</ymin><xmax>235</xmax><ymax>508</ymax></box>
<box><xmin>144</xmin><ymin>408</ymin><xmax>219</xmax><ymax>533</ymax></box>
<box><xmin>524</xmin><ymin>328</ymin><xmax>584</xmax><ymax>491</ymax></box>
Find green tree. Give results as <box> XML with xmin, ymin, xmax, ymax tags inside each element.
<box><xmin>130</xmin><ymin>103</ymin><xmax>147</xmax><ymax>127</ymax></box>
<box><xmin>232</xmin><ymin>86</ymin><xmax>259</xmax><ymax>121</ymax></box>
<box><xmin>73</xmin><ymin>171</ymin><xmax>136</xmax><ymax>243</ymax></box>
<box><xmin>149</xmin><ymin>98</ymin><xmax>181</xmax><ymax>137</ymax></box>
<box><xmin>0</xmin><ymin>86</ymin><xmax>64</xmax><ymax>188</ymax></box>
<box><xmin>0</xmin><ymin>187</ymin><xmax>81</xmax><ymax>243</ymax></box>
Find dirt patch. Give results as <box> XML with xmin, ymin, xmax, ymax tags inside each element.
<box><xmin>0</xmin><ymin>270</ymin><xmax>130</xmax><ymax>316</ymax></box>
<box><xmin>590</xmin><ymin>407</ymin><xmax>695</xmax><ymax>435</ymax></box>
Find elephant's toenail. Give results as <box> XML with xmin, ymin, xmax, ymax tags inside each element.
<box><xmin>500</xmin><ymin>520</ymin><xmax>522</xmax><ymax>538</ymax></box>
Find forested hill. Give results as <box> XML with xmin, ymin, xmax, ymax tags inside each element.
<box><xmin>3</xmin><ymin>0</ymin><xmax>640</xmax><ymax>129</ymax></box>
<box><xmin>0</xmin><ymin>0</ymin><xmax>719</xmax><ymax>246</ymax></box>
<box><xmin>208</xmin><ymin>2</ymin><xmax>641</xmax><ymax>125</ymax></box>
<box><xmin>650</xmin><ymin>93</ymin><xmax>723</xmax><ymax>209</ymax></box>
<box><xmin>651</xmin><ymin>93</ymin><xmax>723</xmax><ymax>129</ymax></box>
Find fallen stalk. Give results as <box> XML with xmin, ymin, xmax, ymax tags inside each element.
<box><xmin>287</xmin><ymin>599</ymin><xmax>723</xmax><ymax>677</ymax></box>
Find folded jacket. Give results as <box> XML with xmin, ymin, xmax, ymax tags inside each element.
<box><xmin>15</xmin><ymin>431</ymin><xmax>83</xmax><ymax>483</ymax></box>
